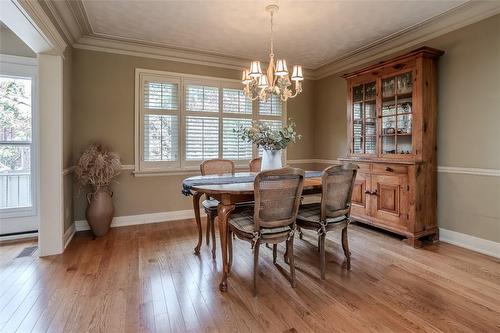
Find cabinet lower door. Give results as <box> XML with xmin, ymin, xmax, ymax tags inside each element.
<box><xmin>351</xmin><ymin>172</ymin><xmax>370</xmax><ymax>218</ymax></box>
<box><xmin>370</xmin><ymin>174</ymin><xmax>408</xmax><ymax>230</ymax></box>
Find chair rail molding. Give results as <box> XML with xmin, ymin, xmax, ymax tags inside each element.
<box><xmin>437</xmin><ymin>166</ymin><xmax>500</xmax><ymax>177</ymax></box>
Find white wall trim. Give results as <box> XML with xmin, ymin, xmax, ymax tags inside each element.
<box><xmin>63</xmin><ymin>223</ymin><xmax>75</xmax><ymax>249</ymax></box>
<box><xmin>12</xmin><ymin>0</ymin><xmax>67</xmax><ymax>55</ymax></box>
<box><xmin>43</xmin><ymin>0</ymin><xmax>500</xmax><ymax>79</ymax></box>
<box><xmin>437</xmin><ymin>166</ymin><xmax>500</xmax><ymax>177</ymax></box>
<box><xmin>0</xmin><ymin>232</ymin><xmax>38</xmax><ymax>243</ymax></box>
<box><xmin>74</xmin><ymin>209</ymin><xmax>203</xmax><ymax>231</ymax></box>
<box><xmin>439</xmin><ymin>228</ymin><xmax>500</xmax><ymax>259</ymax></box>
<box><xmin>38</xmin><ymin>54</ymin><xmax>64</xmax><ymax>256</ymax></box>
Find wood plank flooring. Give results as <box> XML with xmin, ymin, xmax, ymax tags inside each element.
<box><xmin>0</xmin><ymin>220</ymin><xmax>499</xmax><ymax>333</ymax></box>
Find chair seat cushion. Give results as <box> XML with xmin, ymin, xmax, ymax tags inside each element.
<box><xmin>202</xmin><ymin>199</ymin><xmax>219</xmax><ymax>210</ymax></box>
<box><xmin>229</xmin><ymin>208</ymin><xmax>291</xmax><ymax>235</ymax></box>
<box><xmin>297</xmin><ymin>203</ymin><xmax>347</xmax><ymax>224</ymax></box>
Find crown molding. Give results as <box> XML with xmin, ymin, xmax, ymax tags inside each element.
<box><xmin>42</xmin><ymin>0</ymin><xmax>78</xmax><ymax>44</ymax></box>
<box><xmin>41</xmin><ymin>0</ymin><xmax>500</xmax><ymax>79</ymax></box>
<box><xmin>314</xmin><ymin>0</ymin><xmax>500</xmax><ymax>79</ymax></box>
<box><xmin>12</xmin><ymin>0</ymin><xmax>67</xmax><ymax>55</ymax></box>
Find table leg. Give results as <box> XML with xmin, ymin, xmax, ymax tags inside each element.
<box><xmin>218</xmin><ymin>203</ymin><xmax>235</xmax><ymax>292</ymax></box>
<box><xmin>192</xmin><ymin>192</ymin><xmax>203</xmax><ymax>254</ymax></box>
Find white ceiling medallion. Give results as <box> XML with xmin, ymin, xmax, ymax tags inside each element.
<box><xmin>242</xmin><ymin>4</ymin><xmax>303</xmax><ymax>102</ymax></box>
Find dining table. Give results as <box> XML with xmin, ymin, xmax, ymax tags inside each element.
<box><xmin>182</xmin><ymin>171</ymin><xmax>323</xmax><ymax>292</ymax></box>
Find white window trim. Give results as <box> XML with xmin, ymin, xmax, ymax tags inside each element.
<box><xmin>0</xmin><ymin>54</ymin><xmax>38</xmax><ymax>219</ymax></box>
<box><xmin>134</xmin><ymin>68</ymin><xmax>286</xmax><ymax>175</ymax></box>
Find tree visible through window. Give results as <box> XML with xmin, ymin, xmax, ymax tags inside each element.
<box><xmin>0</xmin><ymin>76</ymin><xmax>33</xmax><ymax>209</ymax></box>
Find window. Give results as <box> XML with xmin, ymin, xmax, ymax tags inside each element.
<box><xmin>135</xmin><ymin>69</ymin><xmax>285</xmax><ymax>173</ymax></box>
<box><xmin>0</xmin><ymin>56</ymin><xmax>37</xmax><ymax>221</ymax></box>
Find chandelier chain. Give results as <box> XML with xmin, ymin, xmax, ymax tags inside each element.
<box><xmin>270</xmin><ymin>10</ymin><xmax>274</xmax><ymax>56</ymax></box>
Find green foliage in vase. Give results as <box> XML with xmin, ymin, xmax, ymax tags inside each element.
<box><xmin>235</xmin><ymin>119</ymin><xmax>301</xmax><ymax>151</ymax></box>
<box><xmin>75</xmin><ymin>143</ymin><xmax>122</xmax><ymax>190</ymax></box>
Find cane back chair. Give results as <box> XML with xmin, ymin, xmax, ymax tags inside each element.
<box><xmin>228</xmin><ymin>167</ymin><xmax>305</xmax><ymax>296</ymax></box>
<box><xmin>296</xmin><ymin>163</ymin><xmax>358</xmax><ymax>279</ymax></box>
<box><xmin>249</xmin><ymin>157</ymin><xmax>262</xmax><ymax>172</ymax></box>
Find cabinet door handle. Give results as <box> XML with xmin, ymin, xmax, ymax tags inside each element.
<box><xmin>365</xmin><ymin>190</ymin><xmax>371</xmax><ymax>194</ymax></box>
<box><xmin>385</xmin><ymin>167</ymin><xmax>394</xmax><ymax>172</ymax></box>
<box><xmin>371</xmin><ymin>190</ymin><xmax>378</xmax><ymax>196</ymax></box>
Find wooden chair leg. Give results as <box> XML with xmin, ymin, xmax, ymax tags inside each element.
<box><xmin>284</xmin><ymin>241</ymin><xmax>289</xmax><ymax>264</ymax></box>
<box><xmin>205</xmin><ymin>213</ymin><xmax>211</xmax><ymax>246</ymax></box>
<box><xmin>253</xmin><ymin>241</ymin><xmax>260</xmax><ymax>297</ymax></box>
<box><xmin>317</xmin><ymin>236</ymin><xmax>321</xmax><ymax>252</ymax></box>
<box><xmin>319</xmin><ymin>233</ymin><xmax>326</xmax><ymax>280</ymax></box>
<box><xmin>288</xmin><ymin>237</ymin><xmax>296</xmax><ymax>288</ymax></box>
<box><xmin>227</xmin><ymin>229</ymin><xmax>233</xmax><ymax>273</ymax></box>
<box><xmin>211</xmin><ymin>214</ymin><xmax>216</xmax><ymax>259</ymax></box>
<box><xmin>272</xmin><ymin>244</ymin><xmax>277</xmax><ymax>264</ymax></box>
<box><xmin>341</xmin><ymin>227</ymin><xmax>351</xmax><ymax>270</ymax></box>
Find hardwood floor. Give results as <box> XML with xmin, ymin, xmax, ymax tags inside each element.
<box><xmin>1</xmin><ymin>220</ymin><xmax>499</xmax><ymax>333</ymax></box>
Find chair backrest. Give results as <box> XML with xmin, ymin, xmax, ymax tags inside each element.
<box><xmin>200</xmin><ymin>159</ymin><xmax>235</xmax><ymax>176</ymax></box>
<box><xmin>320</xmin><ymin>163</ymin><xmax>359</xmax><ymax>221</ymax></box>
<box><xmin>253</xmin><ymin>167</ymin><xmax>305</xmax><ymax>230</ymax></box>
<box><xmin>249</xmin><ymin>157</ymin><xmax>262</xmax><ymax>172</ymax></box>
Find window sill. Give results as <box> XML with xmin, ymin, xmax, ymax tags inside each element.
<box><xmin>132</xmin><ymin>165</ymin><xmax>250</xmax><ymax>177</ymax></box>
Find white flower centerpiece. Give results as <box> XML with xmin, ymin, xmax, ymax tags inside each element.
<box><xmin>236</xmin><ymin>119</ymin><xmax>301</xmax><ymax>170</ymax></box>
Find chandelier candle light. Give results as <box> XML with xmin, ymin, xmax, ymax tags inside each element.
<box><xmin>242</xmin><ymin>4</ymin><xmax>304</xmax><ymax>101</ymax></box>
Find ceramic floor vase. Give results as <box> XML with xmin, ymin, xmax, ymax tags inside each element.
<box><xmin>86</xmin><ymin>187</ymin><xmax>114</xmax><ymax>236</ymax></box>
<box><xmin>261</xmin><ymin>149</ymin><xmax>283</xmax><ymax>170</ymax></box>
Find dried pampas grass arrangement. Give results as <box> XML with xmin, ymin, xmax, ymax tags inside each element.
<box><xmin>75</xmin><ymin>143</ymin><xmax>122</xmax><ymax>190</ymax></box>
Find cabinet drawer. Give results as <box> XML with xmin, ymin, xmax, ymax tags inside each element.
<box><xmin>351</xmin><ymin>162</ymin><xmax>371</xmax><ymax>173</ymax></box>
<box><xmin>372</xmin><ymin>164</ymin><xmax>408</xmax><ymax>176</ymax></box>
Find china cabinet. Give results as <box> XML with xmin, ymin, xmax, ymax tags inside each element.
<box><xmin>341</xmin><ymin>47</ymin><xmax>444</xmax><ymax>247</ymax></box>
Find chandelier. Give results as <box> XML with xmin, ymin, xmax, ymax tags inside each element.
<box><xmin>242</xmin><ymin>4</ymin><xmax>304</xmax><ymax>102</ymax></box>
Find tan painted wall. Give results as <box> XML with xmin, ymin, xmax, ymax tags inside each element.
<box><xmin>0</xmin><ymin>24</ymin><xmax>36</xmax><ymax>58</ymax></box>
<box><xmin>313</xmin><ymin>14</ymin><xmax>500</xmax><ymax>242</ymax></box>
<box><xmin>71</xmin><ymin>49</ymin><xmax>315</xmax><ymax>220</ymax></box>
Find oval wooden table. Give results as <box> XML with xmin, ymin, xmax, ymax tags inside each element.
<box><xmin>183</xmin><ymin>172</ymin><xmax>322</xmax><ymax>292</ymax></box>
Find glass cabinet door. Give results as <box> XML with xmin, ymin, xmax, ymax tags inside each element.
<box><xmin>351</xmin><ymin>81</ymin><xmax>376</xmax><ymax>155</ymax></box>
<box><xmin>381</xmin><ymin>72</ymin><xmax>413</xmax><ymax>155</ymax></box>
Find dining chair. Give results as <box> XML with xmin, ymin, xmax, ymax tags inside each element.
<box><xmin>200</xmin><ymin>159</ymin><xmax>235</xmax><ymax>259</ymax></box>
<box><xmin>296</xmin><ymin>163</ymin><xmax>358</xmax><ymax>279</ymax></box>
<box><xmin>227</xmin><ymin>167</ymin><xmax>305</xmax><ymax>296</ymax></box>
<box><xmin>249</xmin><ymin>157</ymin><xmax>262</xmax><ymax>172</ymax></box>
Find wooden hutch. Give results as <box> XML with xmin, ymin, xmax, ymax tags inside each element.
<box><xmin>340</xmin><ymin>47</ymin><xmax>444</xmax><ymax>247</ymax></box>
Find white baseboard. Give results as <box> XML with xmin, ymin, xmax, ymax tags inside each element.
<box><xmin>439</xmin><ymin>228</ymin><xmax>500</xmax><ymax>259</ymax></box>
<box><xmin>74</xmin><ymin>209</ymin><xmax>202</xmax><ymax>232</ymax></box>
<box><xmin>64</xmin><ymin>224</ymin><xmax>75</xmax><ymax>249</ymax></box>
<box><xmin>0</xmin><ymin>232</ymin><xmax>38</xmax><ymax>242</ymax></box>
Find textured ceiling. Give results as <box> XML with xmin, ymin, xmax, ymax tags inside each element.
<box><xmin>81</xmin><ymin>0</ymin><xmax>466</xmax><ymax>69</ymax></box>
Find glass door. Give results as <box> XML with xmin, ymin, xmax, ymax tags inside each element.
<box><xmin>381</xmin><ymin>72</ymin><xmax>413</xmax><ymax>155</ymax></box>
<box><xmin>0</xmin><ymin>72</ymin><xmax>37</xmax><ymax>233</ymax></box>
<box><xmin>351</xmin><ymin>81</ymin><xmax>376</xmax><ymax>155</ymax></box>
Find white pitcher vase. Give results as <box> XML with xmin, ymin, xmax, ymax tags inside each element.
<box><xmin>261</xmin><ymin>149</ymin><xmax>283</xmax><ymax>170</ymax></box>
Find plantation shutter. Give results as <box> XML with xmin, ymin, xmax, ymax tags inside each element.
<box><xmin>141</xmin><ymin>77</ymin><xmax>180</xmax><ymax>167</ymax></box>
<box><xmin>186</xmin><ymin>85</ymin><xmax>219</xmax><ymax>112</ymax></box>
<box><xmin>259</xmin><ymin>95</ymin><xmax>283</xmax><ymax>116</ymax></box>
<box><xmin>185</xmin><ymin>116</ymin><xmax>219</xmax><ymax>160</ymax></box>
<box><xmin>223</xmin><ymin>118</ymin><xmax>252</xmax><ymax>160</ymax></box>
<box><xmin>223</xmin><ymin>88</ymin><xmax>252</xmax><ymax>114</ymax></box>
<box><xmin>184</xmin><ymin>83</ymin><xmax>220</xmax><ymax>161</ymax></box>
